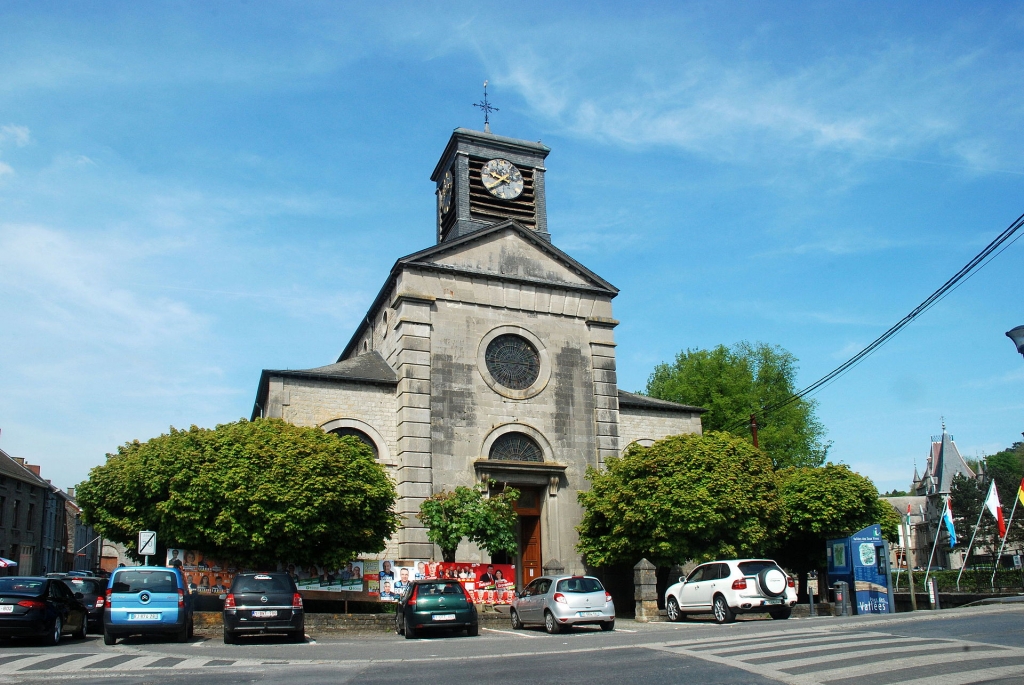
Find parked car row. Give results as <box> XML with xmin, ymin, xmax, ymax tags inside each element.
<box><xmin>0</xmin><ymin>557</ymin><xmax>796</xmax><ymax>645</ymax></box>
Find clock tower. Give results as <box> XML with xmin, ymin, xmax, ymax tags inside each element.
<box><xmin>431</xmin><ymin>128</ymin><xmax>551</xmax><ymax>244</ymax></box>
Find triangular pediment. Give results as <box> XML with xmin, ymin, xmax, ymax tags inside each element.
<box><xmin>401</xmin><ymin>221</ymin><xmax>616</xmax><ymax>294</ymax></box>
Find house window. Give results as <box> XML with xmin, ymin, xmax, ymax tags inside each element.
<box><xmin>26</xmin><ymin>504</ymin><xmax>33</xmax><ymax>529</ymax></box>
<box><xmin>0</xmin><ymin>496</ymin><xmax>5</xmax><ymax>526</ymax></box>
<box><xmin>12</xmin><ymin>501</ymin><xmax>20</xmax><ymax>529</ymax></box>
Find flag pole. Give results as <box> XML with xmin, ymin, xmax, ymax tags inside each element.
<box><xmin>900</xmin><ymin>516</ymin><xmax>918</xmax><ymax>611</ymax></box>
<box><xmin>956</xmin><ymin>484</ymin><xmax>990</xmax><ymax>592</ymax></box>
<box><xmin>923</xmin><ymin>496</ymin><xmax>947</xmax><ymax>593</ymax></box>
<box><xmin>991</xmin><ymin>491</ymin><xmax>1020</xmax><ymax>590</ymax></box>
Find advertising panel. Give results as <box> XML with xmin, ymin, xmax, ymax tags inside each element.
<box><xmin>166</xmin><ymin>549</ymin><xmax>237</xmax><ymax>594</ymax></box>
<box><xmin>373</xmin><ymin>561</ymin><xmax>517</xmax><ymax>604</ymax></box>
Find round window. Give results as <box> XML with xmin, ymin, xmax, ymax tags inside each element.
<box><xmin>329</xmin><ymin>427</ymin><xmax>378</xmax><ymax>459</ymax></box>
<box><xmin>489</xmin><ymin>432</ymin><xmax>543</xmax><ymax>462</ymax></box>
<box><xmin>485</xmin><ymin>334</ymin><xmax>540</xmax><ymax>390</ymax></box>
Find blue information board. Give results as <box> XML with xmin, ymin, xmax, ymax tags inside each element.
<box><xmin>827</xmin><ymin>524</ymin><xmax>894</xmax><ymax>614</ymax></box>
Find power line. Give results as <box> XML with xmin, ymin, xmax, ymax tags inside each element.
<box><xmin>730</xmin><ymin>210</ymin><xmax>1024</xmax><ymax>431</ymax></box>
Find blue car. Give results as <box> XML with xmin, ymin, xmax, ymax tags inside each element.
<box><xmin>103</xmin><ymin>566</ymin><xmax>193</xmax><ymax>644</ymax></box>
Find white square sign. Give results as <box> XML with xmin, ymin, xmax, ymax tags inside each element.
<box><xmin>138</xmin><ymin>530</ymin><xmax>157</xmax><ymax>557</ymax></box>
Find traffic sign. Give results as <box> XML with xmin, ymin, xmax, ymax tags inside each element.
<box><xmin>138</xmin><ymin>530</ymin><xmax>157</xmax><ymax>557</ymax></box>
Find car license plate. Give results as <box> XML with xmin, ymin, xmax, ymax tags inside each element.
<box><xmin>128</xmin><ymin>613</ymin><xmax>160</xmax><ymax>620</ymax></box>
<box><xmin>579</xmin><ymin>610</ymin><xmax>602</xmax><ymax>617</ymax></box>
<box><xmin>0</xmin><ymin>605</ymin><xmax>12</xmax><ymax>613</ymax></box>
<box><xmin>251</xmin><ymin>610</ymin><xmax>277</xmax><ymax>618</ymax></box>
<box><xmin>432</xmin><ymin>614</ymin><xmax>456</xmax><ymax>621</ymax></box>
<box><xmin>765</xmin><ymin>599</ymin><xmax>783</xmax><ymax>605</ymax></box>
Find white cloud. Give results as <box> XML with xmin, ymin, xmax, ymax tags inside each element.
<box><xmin>0</xmin><ymin>124</ymin><xmax>30</xmax><ymax>147</ymax></box>
<box><xmin>0</xmin><ymin>161</ymin><xmax>12</xmax><ymax>177</ymax></box>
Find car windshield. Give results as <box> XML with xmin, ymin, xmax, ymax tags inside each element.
<box><xmin>64</xmin><ymin>578</ymin><xmax>104</xmax><ymax>595</ymax></box>
<box><xmin>738</xmin><ymin>561</ymin><xmax>780</xmax><ymax>576</ymax></box>
<box><xmin>556</xmin><ymin>577</ymin><xmax>604</xmax><ymax>593</ymax></box>
<box><xmin>111</xmin><ymin>570</ymin><xmax>177</xmax><ymax>593</ymax></box>
<box><xmin>0</xmin><ymin>579</ymin><xmax>44</xmax><ymax>594</ymax></box>
<box><xmin>232</xmin><ymin>576</ymin><xmax>292</xmax><ymax>594</ymax></box>
<box><xmin>418</xmin><ymin>582</ymin><xmax>465</xmax><ymax>596</ymax></box>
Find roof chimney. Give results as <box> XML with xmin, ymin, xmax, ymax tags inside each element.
<box><xmin>26</xmin><ymin>464</ymin><xmax>40</xmax><ymax>477</ymax></box>
<box><xmin>67</xmin><ymin>487</ymin><xmax>75</xmax><ymax>499</ymax></box>
<box><xmin>11</xmin><ymin>457</ymin><xmax>25</xmax><ymax>465</ymax></box>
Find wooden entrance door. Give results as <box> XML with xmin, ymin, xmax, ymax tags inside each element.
<box><xmin>514</xmin><ymin>488</ymin><xmax>542</xmax><ymax>585</ymax></box>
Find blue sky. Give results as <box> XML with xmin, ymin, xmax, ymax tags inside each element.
<box><xmin>1</xmin><ymin>2</ymin><xmax>1022</xmax><ymax>492</ymax></box>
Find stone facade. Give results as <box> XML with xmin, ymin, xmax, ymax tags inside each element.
<box><xmin>252</xmin><ymin>128</ymin><xmax>705</xmax><ymax>575</ymax></box>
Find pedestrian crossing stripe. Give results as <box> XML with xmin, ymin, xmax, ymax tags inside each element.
<box><xmin>0</xmin><ymin>652</ymin><xmax>318</xmax><ymax>674</ymax></box>
<box><xmin>650</xmin><ymin>629</ymin><xmax>1024</xmax><ymax>685</ymax></box>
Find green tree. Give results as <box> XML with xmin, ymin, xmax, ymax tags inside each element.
<box><xmin>576</xmin><ymin>431</ymin><xmax>783</xmax><ymax>568</ymax></box>
<box><xmin>986</xmin><ymin>443</ymin><xmax>1024</xmax><ymax>549</ymax></box>
<box><xmin>417</xmin><ymin>484</ymin><xmax>520</xmax><ymax>562</ymax></box>
<box><xmin>645</xmin><ymin>342</ymin><xmax>829</xmax><ymax>469</ymax></box>
<box><xmin>774</xmin><ymin>464</ymin><xmax>899</xmax><ymax>595</ymax></box>
<box><xmin>76</xmin><ymin>418</ymin><xmax>400</xmax><ymax>569</ymax></box>
<box><xmin>950</xmin><ymin>473</ymin><xmax>997</xmax><ymax>555</ymax></box>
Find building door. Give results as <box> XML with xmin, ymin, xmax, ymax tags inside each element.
<box><xmin>513</xmin><ymin>488</ymin><xmax>543</xmax><ymax>588</ymax></box>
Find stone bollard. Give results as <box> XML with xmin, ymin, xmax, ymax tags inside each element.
<box><xmin>543</xmin><ymin>559</ymin><xmax>565</xmax><ymax>577</ymax></box>
<box><xmin>634</xmin><ymin>558</ymin><xmax>658</xmax><ymax>622</ymax></box>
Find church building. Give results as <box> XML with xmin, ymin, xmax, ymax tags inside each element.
<box><xmin>251</xmin><ymin>127</ymin><xmax>704</xmax><ymax>582</ymax></box>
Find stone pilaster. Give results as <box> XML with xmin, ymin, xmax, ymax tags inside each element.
<box><xmin>588</xmin><ymin>318</ymin><xmax>619</xmax><ymax>469</ymax></box>
<box><xmin>393</xmin><ymin>293</ymin><xmax>435</xmax><ymax>559</ymax></box>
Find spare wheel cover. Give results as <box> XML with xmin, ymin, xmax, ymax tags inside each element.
<box><xmin>760</xmin><ymin>568</ymin><xmax>787</xmax><ymax>597</ymax></box>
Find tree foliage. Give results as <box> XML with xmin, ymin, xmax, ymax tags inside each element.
<box><xmin>576</xmin><ymin>432</ymin><xmax>783</xmax><ymax>568</ymax></box>
<box><xmin>644</xmin><ymin>342</ymin><xmax>830</xmax><ymax>469</ymax></box>
<box><xmin>773</xmin><ymin>463</ymin><xmax>900</xmax><ymax>575</ymax></box>
<box><xmin>417</xmin><ymin>484</ymin><xmax>520</xmax><ymax>562</ymax></box>
<box><xmin>76</xmin><ymin>418</ymin><xmax>400</xmax><ymax>569</ymax></box>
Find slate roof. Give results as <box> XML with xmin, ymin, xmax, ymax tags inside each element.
<box><xmin>0</xmin><ymin>448</ymin><xmax>52</xmax><ymax>489</ymax></box>
<box><xmin>617</xmin><ymin>390</ymin><xmax>706</xmax><ymax>413</ymax></box>
<box><xmin>338</xmin><ymin>220</ymin><xmax>618</xmax><ymax>361</ymax></box>
<box><xmin>251</xmin><ymin>351</ymin><xmax>398</xmax><ymax>420</ymax></box>
<box><xmin>882</xmin><ymin>496</ymin><xmax>929</xmax><ymax>526</ymax></box>
<box><xmin>914</xmin><ymin>430</ymin><xmax>976</xmax><ymax>495</ymax></box>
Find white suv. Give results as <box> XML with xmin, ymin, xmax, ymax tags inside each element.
<box><xmin>664</xmin><ymin>559</ymin><xmax>796</xmax><ymax>624</ymax></box>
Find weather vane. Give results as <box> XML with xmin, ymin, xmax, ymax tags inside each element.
<box><xmin>473</xmin><ymin>80</ymin><xmax>498</xmax><ymax>134</ymax></box>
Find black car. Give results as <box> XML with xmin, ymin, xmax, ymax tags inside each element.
<box><xmin>0</xmin><ymin>577</ymin><xmax>88</xmax><ymax>644</ymax></box>
<box><xmin>222</xmin><ymin>573</ymin><xmax>304</xmax><ymax>643</ymax></box>
<box><xmin>395</xmin><ymin>579</ymin><xmax>478</xmax><ymax>639</ymax></box>
<box><xmin>59</xmin><ymin>576</ymin><xmax>107</xmax><ymax>633</ymax></box>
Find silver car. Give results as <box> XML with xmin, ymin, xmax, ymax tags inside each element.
<box><xmin>510</xmin><ymin>575</ymin><xmax>615</xmax><ymax>633</ymax></box>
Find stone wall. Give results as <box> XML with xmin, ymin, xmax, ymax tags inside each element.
<box><xmin>618</xmin><ymin>406</ymin><xmax>702</xmax><ymax>453</ymax></box>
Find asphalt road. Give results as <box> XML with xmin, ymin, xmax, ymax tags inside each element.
<box><xmin>1</xmin><ymin>604</ymin><xmax>1023</xmax><ymax>684</ymax></box>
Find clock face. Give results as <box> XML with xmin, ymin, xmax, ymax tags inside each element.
<box><xmin>438</xmin><ymin>169</ymin><xmax>453</xmax><ymax>216</ymax></box>
<box><xmin>480</xmin><ymin>158</ymin><xmax>524</xmax><ymax>200</ymax></box>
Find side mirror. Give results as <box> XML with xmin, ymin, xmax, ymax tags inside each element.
<box><xmin>679</xmin><ymin>577</ymin><xmax>686</xmax><ymax>584</ymax></box>
<box><xmin>74</xmin><ymin>592</ymin><xmax>84</xmax><ymax>599</ymax></box>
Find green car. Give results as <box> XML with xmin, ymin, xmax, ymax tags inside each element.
<box><xmin>395</xmin><ymin>579</ymin><xmax>478</xmax><ymax>639</ymax></box>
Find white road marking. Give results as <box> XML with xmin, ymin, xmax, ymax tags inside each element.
<box><xmin>614</xmin><ymin>628</ymin><xmax>637</xmax><ymax>633</ymax></box>
<box><xmin>482</xmin><ymin>627</ymin><xmax>540</xmax><ymax>638</ymax></box>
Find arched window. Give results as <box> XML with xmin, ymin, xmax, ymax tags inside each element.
<box><xmin>489</xmin><ymin>432</ymin><xmax>543</xmax><ymax>463</ymax></box>
<box><xmin>329</xmin><ymin>427</ymin><xmax>379</xmax><ymax>459</ymax></box>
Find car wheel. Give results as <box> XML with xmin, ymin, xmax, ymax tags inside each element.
<box><xmin>176</xmin><ymin>623</ymin><xmax>189</xmax><ymax>643</ymax></box>
<box><xmin>73</xmin><ymin>617</ymin><xmax>87</xmax><ymax>640</ymax></box>
<box><xmin>510</xmin><ymin>609</ymin><xmax>524</xmax><ymax>630</ymax></box>
<box><xmin>544</xmin><ymin>611</ymin><xmax>562</xmax><ymax>634</ymax></box>
<box><xmin>769</xmin><ymin>607</ymin><xmax>792</xmax><ymax>620</ymax></box>
<box><xmin>188</xmin><ymin>618</ymin><xmax>194</xmax><ymax>639</ymax></box>
<box><xmin>102</xmin><ymin>630</ymin><xmax>116</xmax><ymax>646</ymax></box>
<box><xmin>404</xmin><ymin>623</ymin><xmax>417</xmax><ymax>640</ymax></box>
<box><xmin>223</xmin><ymin>627</ymin><xmax>236</xmax><ymax>644</ymax></box>
<box><xmin>666</xmin><ymin>596</ymin><xmax>683</xmax><ymax>622</ymax></box>
<box><xmin>43</xmin><ymin>617</ymin><xmax>62</xmax><ymax>646</ymax></box>
<box><xmin>712</xmin><ymin>595</ymin><xmax>735</xmax><ymax>624</ymax></box>
<box><xmin>601</xmin><ymin>620</ymin><xmax>615</xmax><ymax>631</ymax></box>
<box><xmin>466</xmin><ymin>622</ymin><xmax>479</xmax><ymax>637</ymax></box>
<box><xmin>289</xmin><ymin>628</ymin><xmax>305</xmax><ymax>643</ymax></box>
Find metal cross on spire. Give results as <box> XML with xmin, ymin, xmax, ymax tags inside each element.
<box><xmin>473</xmin><ymin>80</ymin><xmax>498</xmax><ymax>133</ymax></box>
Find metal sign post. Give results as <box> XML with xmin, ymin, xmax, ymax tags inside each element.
<box><xmin>138</xmin><ymin>530</ymin><xmax>157</xmax><ymax>566</ymax></box>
